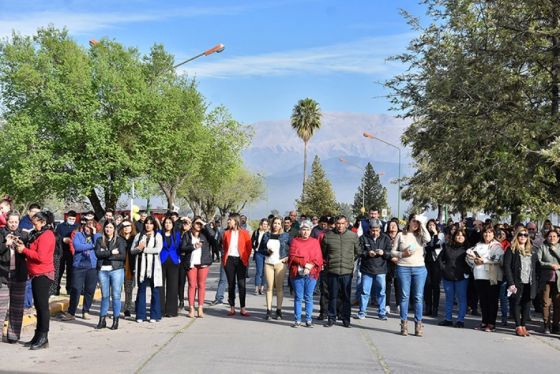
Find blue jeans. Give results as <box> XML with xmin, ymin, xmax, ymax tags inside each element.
<box><xmin>396</xmin><ymin>265</ymin><xmax>427</xmax><ymax>322</ymax></box>
<box><xmin>98</xmin><ymin>268</ymin><xmax>124</xmax><ymax>317</ymax></box>
<box><xmin>442</xmin><ymin>278</ymin><xmax>468</xmax><ymax>322</ymax></box>
<box><xmin>68</xmin><ymin>267</ymin><xmax>98</xmax><ymax>315</ymax></box>
<box><xmin>292</xmin><ymin>276</ymin><xmax>317</xmax><ymax>322</ymax></box>
<box><xmin>136</xmin><ymin>278</ymin><xmax>161</xmax><ymax>321</ymax></box>
<box><xmin>499</xmin><ymin>281</ymin><xmax>509</xmax><ymax>323</ymax></box>
<box><xmin>24</xmin><ymin>279</ymin><xmax>33</xmax><ymax>308</ymax></box>
<box><xmin>254</xmin><ymin>252</ymin><xmax>265</xmax><ymax>288</ymax></box>
<box><xmin>215</xmin><ymin>264</ymin><xmax>227</xmax><ymax>302</ymax></box>
<box><xmin>359</xmin><ymin>273</ymin><xmax>386</xmax><ymax>317</ymax></box>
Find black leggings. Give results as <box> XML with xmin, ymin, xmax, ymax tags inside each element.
<box><xmin>475</xmin><ymin>279</ymin><xmax>500</xmax><ymax>326</ymax></box>
<box><xmin>424</xmin><ymin>261</ymin><xmax>441</xmax><ymax>311</ymax></box>
<box><xmin>32</xmin><ymin>276</ymin><xmax>53</xmax><ymax>333</ymax></box>
<box><xmin>225</xmin><ymin>257</ymin><xmax>247</xmax><ymax>308</ymax></box>
<box><xmin>512</xmin><ymin>283</ymin><xmax>532</xmax><ymax>327</ymax></box>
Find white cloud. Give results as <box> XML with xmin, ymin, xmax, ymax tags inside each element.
<box><xmin>182</xmin><ymin>33</ymin><xmax>414</xmax><ymax>78</ymax></box>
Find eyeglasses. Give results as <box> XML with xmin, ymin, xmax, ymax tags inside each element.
<box><xmin>182</xmin><ymin>221</ymin><xmax>191</xmax><ymax>225</ymax></box>
<box><xmin>518</xmin><ymin>233</ymin><xmax>529</xmax><ymax>237</ymax></box>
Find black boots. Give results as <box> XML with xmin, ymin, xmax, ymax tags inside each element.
<box><xmin>23</xmin><ymin>330</ymin><xmax>39</xmax><ymax>347</ymax></box>
<box><xmin>29</xmin><ymin>332</ymin><xmax>49</xmax><ymax>350</ymax></box>
<box><xmin>276</xmin><ymin>309</ymin><xmax>283</xmax><ymax>320</ymax></box>
<box><xmin>95</xmin><ymin>316</ymin><xmax>107</xmax><ymax>329</ymax></box>
<box><xmin>265</xmin><ymin>310</ymin><xmax>272</xmax><ymax>320</ymax></box>
<box><xmin>109</xmin><ymin>317</ymin><xmax>119</xmax><ymax>330</ymax></box>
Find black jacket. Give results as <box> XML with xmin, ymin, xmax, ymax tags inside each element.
<box><xmin>359</xmin><ymin>233</ymin><xmax>392</xmax><ymax>275</ymax></box>
<box><xmin>425</xmin><ymin>232</ymin><xmax>444</xmax><ymax>263</ymax></box>
<box><xmin>180</xmin><ymin>227</ymin><xmax>217</xmax><ymax>269</ymax></box>
<box><xmin>94</xmin><ymin>236</ymin><xmax>126</xmax><ymax>270</ymax></box>
<box><xmin>503</xmin><ymin>247</ymin><xmax>538</xmax><ymax>299</ymax></box>
<box><xmin>438</xmin><ymin>244</ymin><xmax>468</xmax><ymax>281</ymax></box>
<box><xmin>0</xmin><ymin>228</ymin><xmax>29</xmax><ymax>284</ymax></box>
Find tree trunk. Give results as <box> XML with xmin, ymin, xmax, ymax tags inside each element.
<box><xmin>88</xmin><ymin>189</ymin><xmax>105</xmax><ymax>220</ymax></box>
<box><xmin>302</xmin><ymin>139</ymin><xmax>308</xmax><ymax>195</ymax></box>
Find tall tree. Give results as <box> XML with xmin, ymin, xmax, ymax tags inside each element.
<box><xmin>290</xmin><ymin>98</ymin><xmax>322</xmax><ymax>195</ymax></box>
<box><xmin>296</xmin><ymin>155</ymin><xmax>339</xmax><ymax>217</ymax></box>
<box><xmin>351</xmin><ymin>162</ymin><xmax>388</xmax><ymax>217</ymax></box>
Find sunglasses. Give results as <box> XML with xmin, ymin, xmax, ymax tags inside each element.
<box><xmin>517</xmin><ymin>233</ymin><xmax>529</xmax><ymax>237</ymax></box>
<box><xmin>122</xmin><ymin>224</ymin><xmax>131</xmax><ymax>228</ymax></box>
<box><xmin>182</xmin><ymin>221</ymin><xmax>191</xmax><ymax>225</ymax></box>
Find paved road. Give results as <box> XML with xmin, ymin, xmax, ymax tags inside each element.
<box><xmin>2</xmin><ymin>264</ymin><xmax>560</xmax><ymax>374</ymax></box>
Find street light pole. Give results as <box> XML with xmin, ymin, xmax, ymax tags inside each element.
<box><xmin>173</xmin><ymin>43</ymin><xmax>225</xmax><ymax>69</ymax></box>
<box><xmin>363</xmin><ymin>131</ymin><xmax>402</xmax><ymax>220</ymax></box>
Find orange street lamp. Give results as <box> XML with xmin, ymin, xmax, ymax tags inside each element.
<box><xmin>363</xmin><ymin>131</ymin><xmax>402</xmax><ymax>219</ymax></box>
<box><xmin>173</xmin><ymin>43</ymin><xmax>225</xmax><ymax>69</ymax></box>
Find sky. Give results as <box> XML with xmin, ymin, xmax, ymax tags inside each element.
<box><xmin>0</xmin><ymin>0</ymin><xmax>427</xmax><ymax>124</ymax></box>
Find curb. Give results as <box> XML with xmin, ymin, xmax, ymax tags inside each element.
<box><xmin>3</xmin><ymin>288</ymin><xmax>102</xmax><ymax>334</ymax></box>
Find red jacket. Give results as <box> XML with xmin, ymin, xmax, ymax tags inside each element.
<box><xmin>222</xmin><ymin>229</ymin><xmax>252</xmax><ymax>267</ymax></box>
<box><xmin>288</xmin><ymin>237</ymin><xmax>323</xmax><ymax>280</ymax></box>
<box><xmin>22</xmin><ymin>229</ymin><xmax>55</xmax><ymax>277</ymax></box>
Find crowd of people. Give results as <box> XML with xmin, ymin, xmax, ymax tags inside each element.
<box><xmin>1</xmin><ymin>196</ymin><xmax>560</xmax><ymax>350</ymax></box>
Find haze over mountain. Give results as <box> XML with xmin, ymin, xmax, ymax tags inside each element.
<box><xmin>243</xmin><ymin>112</ymin><xmax>414</xmax><ymax>218</ymax></box>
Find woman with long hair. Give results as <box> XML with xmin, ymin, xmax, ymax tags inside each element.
<box><xmin>537</xmin><ymin>229</ymin><xmax>560</xmax><ymax>334</ymax></box>
<box><xmin>94</xmin><ymin>220</ymin><xmax>126</xmax><ymax>330</ymax></box>
<box><xmin>437</xmin><ymin>229</ymin><xmax>469</xmax><ymax>327</ymax></box>
<box><xmin>119</xmin><ymin>219</ymin><xmax>137</xmax><ymax>318</ymax></box>
<box><xmin>183</xmin><ymin>216</ymin><xmax>216</xmax><ymax>318</ymax></box>
<box><xmin>466</xmin><ymin>225</ymin><xmax>504</xmax><ymax>332</ymax></box>
<box><xmin>504</xmin><ymin>227</ymin><xmax>537</xmax><ymax>336</ymax></box>
<box><xmin>386</xmin><ymin>219</ymin><xmax>401</xmax><ymax>314</ymax></box>
<box><xmin>131</xmin><ymin>216</ymin><xmax>163</xmax><ymax>323</ymax></box>
<box><xmin>222</xmin><ymin>213</ymin><xmax>252</xmax><ymax>317</ymax></box>
<box><xmin>252</xmin><ymin>218</ymin><xmax>269</xmax><ymax>295</ymax></box>
<box><xmin>424</xmin><ymin>219</ymin><xmax>444</xmax><ymax>317</ymax></box>
<box><xmin>16</xmin><ymin>211</ymin><xmax>55</xmax><ymax>350</ymax></box>
<box><xmin>159</xmin><ymin>216</ymin><xmax>181</xmax><ymax>317</ymax></box>
<box><xmin>259</xmin><ymin>216</ymin><xmax>290</xmax><ymax>320</ymax></box>
<box><xmin>178</xmin><ymin>217</ymin><xmax>192</xmax><ymax>310</ymax></box>
<box><xmin>391</xmin><ymin>214</ymin><xmax>430</xmax><ymax>337</ymax></box>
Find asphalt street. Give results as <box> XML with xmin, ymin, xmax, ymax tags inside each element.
<box><xmin>2</xmin><ymin>264</ymin><xmax>560</xmax><ymax>374</ymax></box>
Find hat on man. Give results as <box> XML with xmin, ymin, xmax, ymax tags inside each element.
<box><xmin>369</xmin><ymin>219</ymin><xmax>381</xmax><ymax>229</ymax></box>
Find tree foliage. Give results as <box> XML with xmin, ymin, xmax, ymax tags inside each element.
<box><xmin>296</xmin><ymin>155</ymin><xmax>339</xmax><ymax>217</ymax></box>
<box><xmin>386</xmin><ymin>0</ymin><xmax>560</xmax><ymax>222</ymax></box>
<box><xmin>351</xmin><ymin>162</ymin><xmax>388</xmax><ymax>217</ymax></box>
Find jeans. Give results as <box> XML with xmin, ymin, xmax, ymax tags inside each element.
<box><xmin>254</xmin><ymin>252</ymin><xmax>265</xmax><ymax>288</ymax></box>
<box><xmin>396</xmin><ymin>265</ymin><xmax>427</xmax><ymax>322</ymax></box>
<box><xmin>499</xmin><ymin>281</ymin><xmax>509</xmax><ymax>323</ymax></box>
<box><xmin>68</xmin><ymin>267</ymin><xmax>98</xmax><ymax>315</ymax></box>
<box><xmin>359</xmin><ymin>273</ymin><xmax>386</xmax><ymax>317</ymax></box>
<box><xmin>136</xmin><ymin>278</ymin><xmax>161</xmax><ymax>321</ymax></box>
<box><xmin>98</xmin><ymin>268</ymin><xmax>124</xmax><ymax>317</ymax></box>
<box><xmin>327</xmin><ymin>273</ymin><xmax>352</xmax><ymax>324</ymax></box>
<box><xmin>24</xmin><ymin>279</ymin><xmax>33</xmax><ymax>308</ymax></box>
<box><xmin>214</xmin><ymin>264</ymin><xmax>227</xmax><ymax>302</ymax></box>
<box><xmin>442</xmin><ymin>278</ymin><xmax>468</xmax><ymax>322</ymax></box>
<box><xmin>354</xmin><ymin>258</ymin><xmax>362</xmax><ymax>302</ymax></box>
<box><xmin>292</xmin><ymin>276</ymin><xmax>317</xmax><ymax>322</ymax></box>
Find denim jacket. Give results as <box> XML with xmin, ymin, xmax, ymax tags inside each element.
<box><xmin>258</xmin><ymin>232</ymin><xmax>290</xmax><ymax>259</ymax></box>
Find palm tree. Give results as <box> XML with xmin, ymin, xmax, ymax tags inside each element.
<box><xmin>291</xmin><ymin>98</ymin><xmax>322</xmax><ymax>194</ymax></box>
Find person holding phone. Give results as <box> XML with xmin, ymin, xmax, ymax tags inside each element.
<box><xmin>182</xmin><ymin>216</ymin><xmax>216</xmax><ymax>318</ymax></box>
<box><xmin>391</xmin><ymin>214</ymin><xmax>431</xmax><ymax>336</ymax></box>
<box><xmin>537</xmin><ymin>229</ymin><xmax>560</xmax><ymax>334</ymax></box>
<box><xmin>504</xmin><ymin>227</ymin><xmax>537</xmax><ymax>336</ymax></box>
<box><xmin>466</xmin><ymin>225</ymin><xmax>504</xmax><ymax>332</ymax></box>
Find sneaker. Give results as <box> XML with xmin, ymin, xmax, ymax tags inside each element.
<box><xmin>209</xmin><ymin>300</ymin><xmax>223</xmax><ymax>306</ymax></box>
<box><xmin>124</xmin><ymin>310</ymin><xmax>131</xmax><ymax>318</ymax></box>
<box><xmin>59</xmin><ymin>312</ymin><xmax>76</xmax><ymax>321</ymax></box>
<box><xmin>82</xmin><ymin>312</ymin><xmax>91</xmax><ymax>320</ymax></box>
<box><xmin>305</xmin><ymin>321</ymin><xmax>314</xmax><ymax>328</ymax></box>
<box><xmin>291</xmin><ymin>321</ymin><xmax>301</xmax><ymax>328</ymax></box>
<box><xmin>438</xmin><ymin>320</ymin><xmax>453</xmax><ymax>327</ymax></box>
<box><xmin>324</xmin><ymin>319</ymin><xmax>335</xmax><ymax>328</ymax></box>
<box><xmin>136</xmin><ymin>319</ymin><xmax>143</xmax><ymax>323</ymax></box>
<box><xmin>149</xmin><ymin>319</ymin><xmax>157</xmax><ymax>323</ymax></box>
<box><xmin>378</xmin><ymin>315</ymin><xmax>388</xmax><ymax>321</ymax></box>
<box><xmin>385</xmin><ymin>305</ymin><xmax>391</xmax><ymax>314</ymax></box>
<box><xmin>455</xmin><ymin>321</ymin><xmax>464</xmax><ymax>328</ymax></box>
<box><xmin>353</xmin><ymin>313</ymin><xmax>365</xmax><ymax>320</ymax></box>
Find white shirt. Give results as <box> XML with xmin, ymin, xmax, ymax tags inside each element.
<box><xmin>228</xmin><ymin>230</ymin><xmax>240</xmax><ymax>257</ymax></box>
<box><xmin>265</xmin><ymin>237</ymin><xmax>281</xmax><ymax>265</ymax></box>
<box><xmin>190</xmin><ymin>236</ymin><xmax>202</xmax><ymax>267</ymax></box>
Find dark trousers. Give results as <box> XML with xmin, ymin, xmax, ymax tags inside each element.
<box><xmin>57</xmin><ymin>250</ymin><xmax>74</xmax><ymax>294</ymax></box>
<box><xmin>386</xmin><ymin>262</ymin><xmax>400</xmax><ymax>307</ymax></box>
<box><xmin>327</xmin><ymin>273</ymin><xmax>352</xmax><ymax>324</ymax></box>
<box><xmin>178</xmin><ymin>266</ymin><xmax>187</xmax><ymax>304</ymax></box>
<box><xmin>319</xmin><ymin>270</ymin><xmax>329</xmax><ymax>315</ymax></box>
<box><xmin>160</xmin><ymin>260</ymin><xmax>179</xmax><ymax>316</ymax></box>
<box><xmin>225</xmin><ymin>256</ymin><xmax>247</xmax><ymax>308</ymax></box>
<box><xmin>512</xmin><ymin>283</ymin><xmax>532</xmax><ymax>327</ymax></box>
<box><xmin>475</xmin><ymin>279</ymin><xmax>500</xmax><ymax>326</ymax></box>
<box><xmin>68</xmin><ymin>267</ymin><xmax>98</xmax><ymax>315</ymax></box>
<box><xmin>468</xmin><ymin>275</ymin><xmax>479</xmax><ymax>313</ymax></box>
<box><xmin>424</xmin><ymin>261</ymin><xmax>441</xmax><ymax>312</ymax></box>
<box><xmin>32</xmin><ymin>276</ymin><xmax>53</xmax><ymax>333</ymax></box>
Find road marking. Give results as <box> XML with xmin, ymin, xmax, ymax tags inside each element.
<box><xmin>360</xmin><ymin>330</ymin><xmax>392</xmax><ymax>374</ymax></box>
<box><xmin>135</xmin><ymin>318</ymin><xmax>197</xmax><ymax>373</ymax></box>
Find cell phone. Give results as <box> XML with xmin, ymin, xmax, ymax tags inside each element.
<box><xmin>473</xmin><ymin>251</ymin><xmax>481</xmax><ymax>258</ymax></box>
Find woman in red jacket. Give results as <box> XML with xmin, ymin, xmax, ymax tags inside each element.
<box><xmin>222</xmin><ymin>213</ymin><xmax>252</xmax><ymax>316</ymax></box>
<box><xmin>289</xmin><ymin>220</ymin><xmax>323</xmax><ymax>327</ymax></box>
<box><xmin>16</xmin><ymin>211</ymin><xmax>55</xmax><ymax>350</ymax></box>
